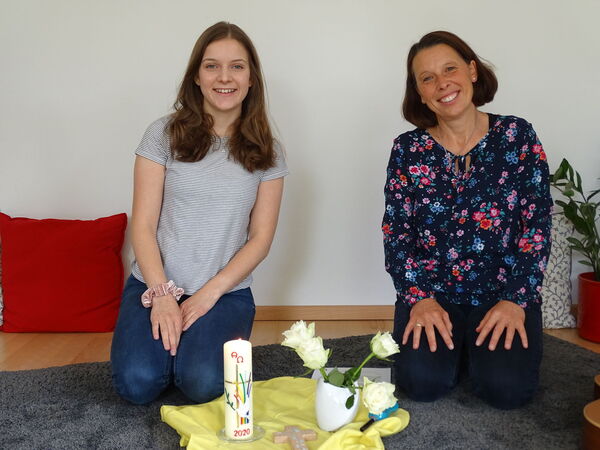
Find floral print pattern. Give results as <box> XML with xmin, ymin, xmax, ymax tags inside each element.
<box><xmin>383</xmin><ymin>115</ymin><xmax>552</xmax><ymax>309</ymax></box>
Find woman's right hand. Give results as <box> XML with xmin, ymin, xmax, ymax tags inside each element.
<box><xmin>403</xmin><ymin>297</ymin><xmax>454</xmax><ymax>352</ymax></box>
<box><xmin>150</xmin><ymin>295</ymin><xmax>183</xmax><ymax>356</ymax></box>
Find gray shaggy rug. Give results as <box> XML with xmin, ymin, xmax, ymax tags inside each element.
<box><xmin>0</xmin><ymin>334</ymin><xmax>598</xmax><ymax>449</ymax></box>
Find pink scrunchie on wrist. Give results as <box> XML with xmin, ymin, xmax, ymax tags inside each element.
<box><xmin>141</xmin><ymin>280</ymin><xmax>184</xmax><ymax>308</ymax></box>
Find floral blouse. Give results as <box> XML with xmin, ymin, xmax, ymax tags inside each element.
<box><xmin>383</xmin><ymin>114</ymin><xmax>552</xmax><ymax>309</ymax></box>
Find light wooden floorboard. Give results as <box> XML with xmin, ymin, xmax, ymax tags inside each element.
<box><xmin>544</xmin><ymin>328</ymin><xmax>600</xmax><ymax>353</ymax></box>
<box><xmin>1</xmin><ymin>323</ymin><xmax>598</xmax><ymax>372</ymax></box>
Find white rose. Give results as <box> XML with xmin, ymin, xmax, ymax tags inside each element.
<box><xmin>281</xmin><ymin>320</ymin><xmax>315</xmax><ymax>350</ymax></box>
<box><xmin>296</xmin><ymin>336</ymin><xmax>330</xmax><ymax>370</ymax></box>
<box><xmin>361</xmin><ymin>377</ymin><xmax>397</xmax><ymax>416</ymax></box>
<box><xmin>370</xmin><ymin>331</ymin><xmax>400</xmax><ymax>359</ymax></box>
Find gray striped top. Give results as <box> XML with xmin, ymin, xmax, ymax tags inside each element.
<box><xmin>131</xmin><ymin>116</ymin><xmax>289</xmax><ymax>295</ymax></box>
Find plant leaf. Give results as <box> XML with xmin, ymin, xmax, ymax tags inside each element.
<box><xmin>328</xmin><ymin>369</ymin><xmax>344</xmax><ymax>387</ymax></box>
<box><xmin>298</xmin><ymin>368</ymin><xmax>313</xmax><ymax>378</ymax></box>
<box><xmin>345</xmin><ymin>395</ymin><xmax>355</xmax><ymax>409</ymax></box>
<box><xmin>588</xmin><ymin>188</ymin><xmax>600</xmax><ymax>200</ymax></box>
<box><xmin>345</xmin><ymin>368</ymin><xmax>362</xmax><ymax>385</ymax></box>
<box><xmin>563</xmin><ymin>204</ymin><xmax>588</xmax><ymax>235</ymax></box>
<box><xmin>566</xmin><ymin>237</ymin><xmax>585</xmax><ymax>247</ymax></box>
<box><xmin>580</xmin><ymin>203</ymin><xmax>596</xmax><ymax>219</ymax></box>
<box><xmin>552</xmin><ymin>159</ymin><xmax>568</xmax><ymax>181</ymax></box>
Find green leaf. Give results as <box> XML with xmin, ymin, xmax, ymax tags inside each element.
<box><xmin>298</xmin><ymin>368</ymin><xmax>314</xmax><ymax>378</ymax></box>
<box><xmin>580</xmin><ymin>203</ymin><xmax>596</xmax><ymax>218</ymax></box>
<box><xmin>563</xmin><ymin>204</ymin><xmax>589</xmax><ymax>235</ymax></box>
<box><xmin>329</xmin><ymin>367</ymin><xmax>342</xmax><ymax>376</ymax></box>
<box><xmin>345</xmin><ymin>395</ymin><xmax>355</xmax><ymax>409</ymax></box>
<box><xmin>553</xmin><ymin>183</ymin><xmax>569</xmax><ymax>189</ymax></box>
<box><xmin>566</xmin><ymin>237</ymin><xmax>585</xmax><ymax>247</ymax></box>
<box><xmin>327</xmin><ymin>369</ymin><xmax>344</xmax><ymax>387</ymax></box>
<box><xmin>552</xmin><ymin>159</ymin><xmax>569</xmax><ymax>181</ymax></box>
<box><xmin>345</xmin><ymin>368</ymin><xmax>362</xmax><ymax>385</ymax></box>
<box><xmin>588</xmin><ymin>188</ymin><xmax>600</xmax><ymax>200</ymax></box>
<box><xmin>579</xmin><ymin>260</ymin><xmax>593</xmax><ymax>266</ymax></box>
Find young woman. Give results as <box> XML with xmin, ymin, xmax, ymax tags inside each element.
<box><xmin>111</xmin><ymin>22</ymin><xmax>288</xmax><ymax>404</ymax></box>
<box><xmin>383</xmin><ymin>31</ymin><xmax>552</xmax><ymax>409</ymax></box>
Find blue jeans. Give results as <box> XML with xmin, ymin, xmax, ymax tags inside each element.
<box><xmin>111</xmin><ymin>275</ymin><xmax>255</xmax><ymax>405</ymax></box>
<box><xmin>392</xmin><ymin>299</ymin><xmax>543</xmax><ymax>410</ymax></box>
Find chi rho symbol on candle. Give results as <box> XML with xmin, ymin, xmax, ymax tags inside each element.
<box><xmin>225</xmin><ymin>351</ymin><xmax>252</xmax><ymax>429</ymax></box>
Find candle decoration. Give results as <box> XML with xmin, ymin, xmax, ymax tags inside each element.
<box><xmin>219</xmin><ymin>339</ymin><xmax>264</xmax><ymax>442</ymax></box>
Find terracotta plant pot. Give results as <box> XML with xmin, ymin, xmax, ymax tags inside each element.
<box><xmin>578</xmin><ymin>272</ymin><xmax>600</xmax><ymax>343</ymax></box>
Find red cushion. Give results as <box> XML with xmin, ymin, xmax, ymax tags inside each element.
<box><xmin>0</xmin><ymin>213</ymin><xmax>127</xmax><ymax>332</ymax></box>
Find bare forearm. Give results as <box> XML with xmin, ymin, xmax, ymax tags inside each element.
<box><xmin>201</xmin><ymin>236</ymin><xmax>272</xmax><ymax>300</ymax></box>
<box><xmin>132</xmin><ymin>223</ymin><xmax>168</xmax><ymax>287</ymax></box>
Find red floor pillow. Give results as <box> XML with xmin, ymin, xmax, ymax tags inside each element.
<box><xmin>0</xmin><ymin>212</ymin><xmax>127</xmax><ymax>332</ymax></box>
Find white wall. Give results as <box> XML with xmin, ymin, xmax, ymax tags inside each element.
<box><xmin>1</xmin><ymin>0</ymin><xmax>599</xmax><ymax>306</ymax></box>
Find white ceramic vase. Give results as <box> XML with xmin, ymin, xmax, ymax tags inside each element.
<box><xmin>315</xmin><ymin>378</ymin><xmax>359</xmax><ymax>431</ymax></box>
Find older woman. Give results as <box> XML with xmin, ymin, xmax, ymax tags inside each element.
<box><xmin>383</xmin><ymin>31</ymin><xmax>552</xmax><ymax>409</ymax></box>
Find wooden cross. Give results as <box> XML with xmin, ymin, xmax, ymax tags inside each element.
<box><xmin>273</xmin><ymin>425</ymin><xmax>318</xmax><ymax>450</ymax></box>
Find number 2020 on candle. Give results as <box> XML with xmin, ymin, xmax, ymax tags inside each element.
<box><xmin>223</xmin><ymin>339</ymin><xmax>253</xmax><ymax>440</ymax></box>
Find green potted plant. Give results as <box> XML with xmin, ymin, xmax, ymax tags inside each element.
<box><xmin>551</xmin><ymin>158</ymin><xmax>600</xmax><ymax>342</ymax></box>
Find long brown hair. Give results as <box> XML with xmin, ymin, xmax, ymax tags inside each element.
<box><xmin>169</xmin><ymin>22</ymin><xmax>275</xmax><ymax>172</ymax></box>
<box><xmin>402</xmin><ymin>31</ymin><xmax>498</xmax><ymax>129</ymax></box>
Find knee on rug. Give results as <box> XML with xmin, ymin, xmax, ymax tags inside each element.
<box><xmin>395</xmin><ymin>361</ymin><xmax>457</xmax><ymax>402</ymax></box>
<box><xmin>112</xmin><ymin>366</ymin><xmax>168</xmax><ymax>405</ymax></box>
<box><xmin>471</xmin><ymin>373</ymin><xmax>537</xmax><ymax>410</ymax></box>
<box><xmin>175</xmin><ymin>369</ymin><xmax>223</xmax><ymax>404</ymax></box>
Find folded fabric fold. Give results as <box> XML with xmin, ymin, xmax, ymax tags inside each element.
<box><xmin>161</xmin><ymin>376</ymin><xmax>409</xmax><ymax>449</ymax></box>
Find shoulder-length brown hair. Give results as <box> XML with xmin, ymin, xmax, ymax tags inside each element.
<box><xmin>169</xmin><ymin>22</ymin><xmax>275</xmax><ymax>172</ymax></box>
<box><xmin>402</xmin><ymin>31</ymin><xmax>498</xmax><ymax>129</ymax></box>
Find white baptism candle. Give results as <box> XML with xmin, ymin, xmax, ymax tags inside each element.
<box><xmin>223</xmin><ymin>339</ymin><xmax>253</xmax><ymax>440</ymax></box>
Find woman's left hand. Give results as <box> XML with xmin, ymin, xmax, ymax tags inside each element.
<box><xmin>475</xmin><ymin>300</ymin><xmax>528</xmax><ymax>351</ymax></box>
<box><xmin>180</xmin><ymin>289</ymin><xmax>220</xmax><ymax>331</ymax></box>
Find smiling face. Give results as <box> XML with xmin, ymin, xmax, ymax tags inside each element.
<box><xmin>195</xmin><ymin>38</ymin><xmax>252</xmax><ymax>121</ymax></box>
<box><xmin>412</xmin><ymin>44</ymin><xmax>477</xmax><ymax>123</ymax></box>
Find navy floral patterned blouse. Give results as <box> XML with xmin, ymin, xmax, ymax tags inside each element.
<box><xmin>383</xmin><ymin>114</ymin><xmax>552</xmax><ymax>309</ymax></box>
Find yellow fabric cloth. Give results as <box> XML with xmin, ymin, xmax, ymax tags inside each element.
<box><xmin>161</xmin><ymin>376</ymin><xmax>409</xmax><ymax>449</ymax></box>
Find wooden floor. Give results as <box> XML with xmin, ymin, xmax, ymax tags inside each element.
<box><xmin>0</xmin><ymin>322</ymin><xmax>598</xmax><ymax>371</ymax></box>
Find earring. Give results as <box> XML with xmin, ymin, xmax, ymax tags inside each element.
<box><xmin>472</xmin><ymin>77</ymin><xmax>477</xmax><ymax>82</ymax></box>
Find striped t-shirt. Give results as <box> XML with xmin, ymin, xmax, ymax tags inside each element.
<box><xmin>131</xmin><ymin>116</ymin><xmax>289</xmax><ymax>295</ymax></box>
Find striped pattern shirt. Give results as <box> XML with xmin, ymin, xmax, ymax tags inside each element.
<box><xmin>131</xmin><ymin>116</ymin><xmax>288</xmax><ymax>295</ymax></box>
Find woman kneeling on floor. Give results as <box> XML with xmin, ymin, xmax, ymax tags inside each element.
<box><xmin>111</xmin><ymin>22</ymin><xmax>288</xmax><ymax>404</ymax></box>
<box><xmin>383</xmin><ymin>31</ymin><xmax>552</xmax><ymax>409</ymax></box>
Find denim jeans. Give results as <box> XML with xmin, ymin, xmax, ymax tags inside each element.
<box><xmin>111</xmin><ymin>275</ymin><xmax>255</xmax><ymax>405</ymax></box>
<box><xmin>392</xmin><ymin>299</ymin><xmax>543</xmax><ymax>410</ymax></box>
